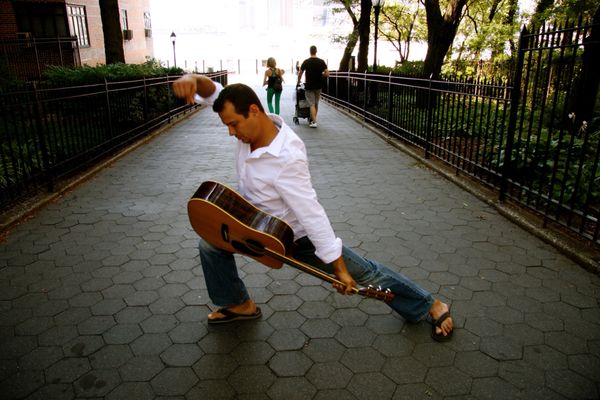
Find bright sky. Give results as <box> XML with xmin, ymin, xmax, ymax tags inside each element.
<box><xmin>148</xmin><ymin>0</ymin><xmax>537</xmax><ymax>74</ymax></box>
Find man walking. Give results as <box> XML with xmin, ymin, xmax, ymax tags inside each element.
<box><xmin>298</xmin><ymin>45</ymin><xmax>329</xmax><ymax>128</ymax></box>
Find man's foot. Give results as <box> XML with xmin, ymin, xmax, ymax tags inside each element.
<box><xmin>429</xmin><ymin>299</ymin><xmax>454</xmax><ymax>341</ymax></box>
<box><xmin>309</xmin><ymin>121</ymin><xmax>318</xmax><ymax>128</ymax></box>
<box><xmin>208</xmin><ymin>299</ymin><xmax>260</xmax><ymax>324</ymax></box>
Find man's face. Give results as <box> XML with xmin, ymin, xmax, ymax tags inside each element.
<box><xmin>218</xmin><ymin>101</ymin><xmax>259</xmax><ymax>145</ymax></box>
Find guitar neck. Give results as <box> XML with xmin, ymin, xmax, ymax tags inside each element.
<box><xmin>255</xmin><ymin>243</ymin><xmax>361</xmax><ymax>296</ymax></box>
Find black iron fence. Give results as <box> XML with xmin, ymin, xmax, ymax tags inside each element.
<box><xmin>0</xmin><ymin>71</ymin><xmax>228</xmax><ymax>211</ymax></box>
<box><xmin>324</xmin><ymin>18</ymin><xmax>600</xmax><ymax>245</ymax></box>
<box><xmin>0</xmin><ymin>37</ymin><xmax>81</xmax><ymax>81</ymax></box>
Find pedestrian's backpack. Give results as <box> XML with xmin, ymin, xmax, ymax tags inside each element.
<box><xmin>272</xmin><ymin>68</ymin><xmax>283</xmax><ymax>92</ymax></box>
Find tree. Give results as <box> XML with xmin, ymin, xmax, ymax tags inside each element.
<box><xmin>330</xmin><ymin>0</ymin><xmax>372</xmax><ymax>72</ymax></box>
<box><xmin>570</xmin><ymin>6</ymin><xmax>600</xmax><ymax>127</ymax></box>
<box><xmin>422</xmin><ymin>0</ymin><xmax>468</xmax><ymax>79</ymax></box>
<box><xmin>99</xmin><ymin>0</ymin><xmax>125</xmax><ymax>64</ymax></box>
<box><xmin>379</xmin><ymin>1</ymin><xmax>426</xmax><ymax>64</ymax></box>
<box><xmin>332</xmin><ymin>0</ymin><xmax>361</xmax><ymax>71</ymax></box>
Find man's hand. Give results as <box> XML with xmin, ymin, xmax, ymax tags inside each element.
<box><xmin>331</xmin><ymin>257</ymin><xmax>356</xmax><ymax>295</ymax></box>
<box><xmin>172</xmin><ymin>75</ymin><xmax>198</xmax><ymax>105</ymax></box>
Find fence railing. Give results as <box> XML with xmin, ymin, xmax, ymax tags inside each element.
<box><xmin>0</xmin><ymin>71</ymin><xmax>228</xmax><ymax>212</ymax></box>
<box><xmin>0</xmin><ymin>37</ymin><xmax>81</xmax><ymax>81</ymax></box>
<box><xmin>323</xmin><ymin>18</ymin><xmax>600</xmax><ymax>245</ymax></box>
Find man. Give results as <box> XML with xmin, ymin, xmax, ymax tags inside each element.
<box><xmin>172</xmin><ymin>75</ymin><xmax>454</xmax><ymax>341</ymax></box>
<box><xmin>298</xmin><ymin>45</ymin><xmax>329</xmax><ymax>128</ymax></box>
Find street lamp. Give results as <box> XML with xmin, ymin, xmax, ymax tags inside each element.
<box><xmin>372</xmin><ymin>0</ymin><xmax>385</xmax><ymax>72</ymax></box>
<box><xmin>170</xmin><ymin>31</ymin><xmax>177</xmax><ymax>68</ymax></box>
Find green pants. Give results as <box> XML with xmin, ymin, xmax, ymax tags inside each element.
<box><xmin>266</xmin><ymin>88</ymin><xmax>282</xmax><ymax>115</ymax></box>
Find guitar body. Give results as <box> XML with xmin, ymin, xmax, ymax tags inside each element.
<box><xmin>188</xmin><ymin>181</ymin><xmax>295</xmax><ymax>269</ymax></box>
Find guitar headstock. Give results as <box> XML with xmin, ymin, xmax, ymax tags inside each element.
<box><xmin>357</xmin><ymin>286</ymin><xmax>395</xmax><ymax>302</ymax></box>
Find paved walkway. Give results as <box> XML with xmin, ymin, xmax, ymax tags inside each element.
<box><xmin>1</xmin><ymin>84</ymin><xmax>599</xmax><ymax>400</ymax></box>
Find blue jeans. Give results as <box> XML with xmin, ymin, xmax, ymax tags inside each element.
<box><xmin>198</xmin><ymin>237</ymin><xmax>433</xmax><ymax>322</ymax></box>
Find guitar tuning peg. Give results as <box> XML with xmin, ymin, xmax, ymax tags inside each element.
<box><xmin>385</xmin><ymin>288</ymin><xmax>391</xmax><ymax>293</ymax></box>
<box><xmin>377</xmin><ymin>286</ymin><xmax>382</xmax><ymax>291</ymax></box>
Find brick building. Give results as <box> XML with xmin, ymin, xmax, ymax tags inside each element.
<box><xmin>0</xmin><ymin>0</ymin><xmax>154</xmax><ymax>80</ymax></box>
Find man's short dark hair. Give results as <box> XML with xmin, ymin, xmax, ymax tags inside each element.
<box><xmin>213</xmin><ymin>83</ymin><xmax>265</xmax><ymax>117</ymax></box>
<box><xmin>310</xmin><ymin>45</ymin><xmax>317</xmax><ymax>55</ymax></box>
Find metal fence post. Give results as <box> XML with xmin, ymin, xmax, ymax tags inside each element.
<box><xmin>32</xmin><ymin>82</ymin><xmax>53</xmax><ymax>191</ymax></box>
<box><xmin>104</xmin><ymin>78</ymin><xmax>114</xmax><ymax>140</ymax></box>
<box><xmin>500</xmin><ymin>26</ymin><xmax>528</xmax><ymax>201</ymax></box>
<box><xmin>363</xmin><ymin>70</ymin><xmax>368</xmax><ymax>119</ymax></box>
<box><xmin>425</xmin><ymin>74</ymin><xmax>434</xmax><ymax>159</ymax></box>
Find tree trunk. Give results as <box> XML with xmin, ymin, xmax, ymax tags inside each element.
<box><xmin>570</xmin><ymin>6</ymin><xmax>600</xmax><ymax>127</ymax></box>
<box><xmin>356</xmin><ymin>0</ymin><xmax>372</xmax><ymax>72</ymax></box>
<box><xmin>422</xmin><ymin>0</ymin><xmax>467</xmax><ymax>79</ymax></box>
<box><xmin>99</xmin><ymin>0</ymin><xmax>125</xmax><ymax>64</ymax></box>
<box><xmin>338</xmin><ymin>30</ymin><xmax>360</xmax><ymax>71</ymax></box>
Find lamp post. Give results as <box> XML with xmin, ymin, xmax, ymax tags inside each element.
<box><xmin>170</xmin><ymin>31</ymin><xmax>177</xmax><ymax>68</ymax></box>
<box><xmin>372</xmin><ymin>0</ymin><xmax>384</xmax><ymax>72</ymax></box>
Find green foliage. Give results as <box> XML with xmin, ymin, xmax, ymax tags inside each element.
<box><xmin>376</xmin><ymin>61</ymin><xmax>425</xmax><ymax>76</ymax></box>
<box><xmin>492</xmin><ymin>116</ymin><xmax>600</xmax><ymax>210</ymax></box>
<box><xmin>42</xmin><ymin>59</ymin><xmax>183</xmax><ymax>87</ymax></box>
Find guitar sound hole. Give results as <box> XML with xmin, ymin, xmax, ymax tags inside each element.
<box><xmin>232</xmin><ymin>240</ymin><xmax>264</xmax><ymax>257</ymax></box>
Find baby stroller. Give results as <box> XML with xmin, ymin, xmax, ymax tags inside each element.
<box><xmin>293</xmin><ymin>83</ymin><xmax>311</xmax><ymax>125</ymax></box>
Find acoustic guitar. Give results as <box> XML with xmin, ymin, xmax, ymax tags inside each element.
<box><xmin>188</xmin><ymin>181</ymin><xmax>394</xmax><ymax>302</ymax></box>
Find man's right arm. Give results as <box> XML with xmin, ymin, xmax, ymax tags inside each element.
<box><xmin>173</xmin><ymin>74</ymin><xmax>216</xmax><ymax>105</ymax></box>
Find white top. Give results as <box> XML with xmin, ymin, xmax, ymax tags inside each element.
<box><xmin>198</xmin><ymin>83</ymin><xmax>343</xmax><ymax>264</ymax></box>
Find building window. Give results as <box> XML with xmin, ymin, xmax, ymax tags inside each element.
<box><xmin>14</xmin><ymin>3</ymin><xmax>69</xmax><ymax>37</ymax></box>
<box><xmin>144</xmin><ymin>12</ymin><xmax>151</xmax><ymax>30</ymax></box>
<box><xmin>121</xmin><ymin>9</ymin><xmax>129</xmax><ymax>30</ymax></box>
<box><xmin>144</xmin><ymin>12</ymin><xmax>152</xmax><ymax>37</ymax></box>
<box><xmin>67</xmin><ymin>5</ymin><xmax>89</xmax><ymax>47</ymax></box>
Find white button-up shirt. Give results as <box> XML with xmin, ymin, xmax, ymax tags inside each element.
<box><xmin>198</xmin><ymin>83</ymin><xmax>343</xmax><ymax>264</ymax></box>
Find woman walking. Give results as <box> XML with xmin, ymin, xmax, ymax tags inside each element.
<box><xmin>262</xmin><ymin>57</ymin><xmax>284</xmax><ymax>115</ymax></box>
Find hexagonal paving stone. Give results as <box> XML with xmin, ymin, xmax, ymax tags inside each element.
<box><xmin>425</xmin><ymin>366</ymin><xmax>472</xmax><ymax>396</ymax></box>
<box><xmin>330</xmin><ymin>308</ymin><xmax>369</xmax><ymax>327</ymax></box>
<box><xmin>160</xmin><ymin>343</ymin><xmax>203</xmax><ymax>366</ymax></box>
<box><xmin>185</xmin><ymin>379</ymin><xmax>235</xmax><ymax>399</ymax></box>
<box><xmin>199</xmin><ymin>331</ymin><xmax>240</xmax><ymax>354</ymax></box>
<box><xmin>227</xmin><ymin>365</ymin><xmax>276</xmax><ymax>394</ymax></box>
<box><xmin>151</xmin><ymin>367</ymin><xmax>198</xmax><ymax>396</ymax></box>
<box><xmin>335</xmin><ymin>326</ymin><xmax>377</xmax><ymax>348</ymax></box>
<box><xmin>267</xmin><ymin>376</ymin><xmax>317</xmax><ymax>400</ymax></box>
<box><xmin>301</xmin><ymin>318</ymin><xmax>340</xmax><ymax>339</ymax></box>
<box><xmin>140</xmin><ymin>314</ymin><xmax>178</xmax><ymax>333</ymax></box>
<box><xmin>192</xmin><ymin>353</ymin><xmax>238</xmax><ymax>380</ymax></box>
<box><xmin>231</xmin><ymin>341</ymin><xmax>275</xmax><ymax>365</ymax></box>
<box><xmin>480</xmin><ymin>335</ymin><xmax>523</xmax><ymax>361</ymax></box>
<box><xmin>119</xmin><ymin>355</ymin><xmax>164</xmax><ymax>382</ymax></box>
<box><xmin>269</xmin><ymin>350</ymin><xmax>314</xmax><ymax>377</ymax></box>
<box><xmin>470</xmin><ymin>376</ymin><xmax>520</xmax><ymax>400</ymax></box>
<box><xmin>546</xmin><ymin>369</ymin><xmax>598</xmax><ymax>399</ymax></box>
<box><xmin>303</xmin><ymin>338</ymin><xmax>346</xmax><ymax>363</ymax></box>
<box><xmin>306</xmin><ymin>361</ymin><xmax>352</xmax><ymax>389</ymax></box>
<box><xmin>268</xmin><ymin>328</ymin><xmax>308</xmax><ymax>351</ymax></box>
<box><xmin>347</xmin><ymin>372</ymin><xmax>397</xmax><ymax>399</ymax></box>
<box><xmin>382</xmin><ymin>356</ymin><xmax>427</xmax><ymax>384</ymax></box>
<box><xmin>340</xmin><ymin>347</ymin><xmax>385</xmax><ymax>373</ymax></box>
<box><xmin>74</xmin><ymin>369</ymin><xmax>121</xmax><ymax>398</ymax></box>
<box><xmin>297</xmin><ymin>301</ymin><xmax>335</xmax><ymax>319</ymax></box>
<box><xmin>106</xmin><ymin>382</ymin><xmax>155</xmax><ymax>400</ymax></box>
<box><xmin>130</xmin><ymin>333</ymin><xmax>172</xmax><ymax>356</ymax></box>
<box><xmin>89</xmin><ymin>344</ymin><xmax>133</xmax><ymax>369</ymax></box>
<box><xmin>45</xmin><ymin>357</ymin><xmax>90</xmax><ymax>383</ymax></box>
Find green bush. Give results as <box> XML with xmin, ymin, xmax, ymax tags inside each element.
<box><xmin>42</xmin><ymin>59</ymin><xmax>183</xmax><ymax>86</ymax></box>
